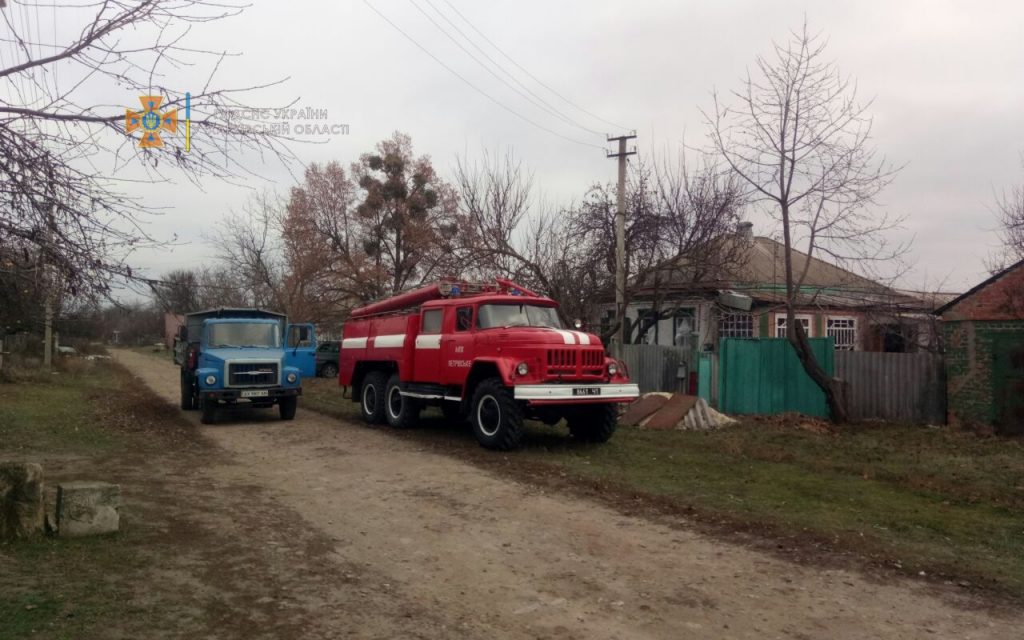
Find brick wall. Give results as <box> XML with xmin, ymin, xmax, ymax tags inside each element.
<box><xmin>944</xmin><ymin>319</ymin><xmax>1024</xmax><ymax>428</ymax></box>
<box><xmin>943</xmin><ymin>264</ymin><xmax>1024</xmax><ymax>321</ymax></box>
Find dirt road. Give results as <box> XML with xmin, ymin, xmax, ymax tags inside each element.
<box><xmin>114</xmin><ymin>349</ymin><xmax>1021</xmax><ymax>639</ymax></box>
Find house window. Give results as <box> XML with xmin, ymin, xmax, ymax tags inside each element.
<box><xmin>827</xmin><ymin>316</ymin><xmax>857</xmax><ymax>350</ymax></box>
<box><xmin>775</xmin><ymin>313</ymin><xmax>813</xmax><ymax>338</ymax></box>
<box><xmin>672</xmin><ymin>308</ymin><xmax>697</xmax><ymax>346</ymax></box>
<box><xmin>719</xmin><ymin>312</ymin><xmax>754</xmax><ymax>338</ymax></box>
<box><xmin>635</xmin><ymin>309</ymin><xmax>659</xmax><ymax>344</ymax></box>
<box><xmin>599</xmin><ymin>309</ymin><xmax>615</xmax><ymax>338</ymax></box>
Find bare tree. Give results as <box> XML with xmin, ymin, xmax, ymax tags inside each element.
<box><xmin>150</xmin><ymin>268</ymin><xmax>200</xmax><ymax>314</ymax></box>
<box><xmin>209</xmin><ymin>191</ymin><xmax>287</xmax><ymax>311</ymax></box>
<box><xmin>454</xmin><ymin>150</ymin><xmax>604</xmax><ymax>326</ymax></box>
<box><xmin>705</xmin><ymin>21</ymin><xmax>903</xmax><ymax>422</ymax></box>
<box><xmin>0</xmin><ymin>0</ymin><xmax>295</xmax><ymax>301</ymax></box>
<box><xmin>455</xmin><ymin>150</ymin><xmax>745</xmax><ymax>338</ymax></box>
<box><xmin>991</xmin><ymin>160</ymin><xmax>1024</xmax><ymax>270</ymax></box>
<box><xmin>350</xmin><ymin>132</ymin><xmax>463</xmax><ymax>299</ymax></box>
<box><xmin>576</xmin><ymin>155</ymin><xmax>746</xmax><ymax>343</ymax></box>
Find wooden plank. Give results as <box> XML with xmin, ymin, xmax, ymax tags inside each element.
<box><xmin>645</xmin><ymin>394</ymin><xmax>699</xmax><ymax>430</ymax></box>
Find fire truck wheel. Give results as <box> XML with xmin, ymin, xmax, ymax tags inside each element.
<box><xmin>470</xmin><ymin>378</ymin><xmax>523</xmax><ymax>450</ymax></box>
<box><xmin>385</xmin><ymin>373</ymin><xmax>420</xmax><ymax>428</ymax></box>
<box><xmin>567</xmin><ymin>403</ymin><xmax>618</xmax><ymax>443</ymax></box>
<box><xmin>360</xmin><ymin>371</ymin><xmax>387</xmax><ymax>424</ymax></box>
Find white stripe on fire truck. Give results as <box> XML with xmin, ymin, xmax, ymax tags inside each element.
<box><xmin>373</xmin><ymin>334</ymin><xmax>406</xmax><ymax>348</ymax></box>
<box><xmin>341</xmin><ymin>337</ymin><xmax>368</xmax><ymax>349</ymax></box>
<box><xmin>570</xmin><ymin>331</ymin><xmax>591</xmax><ymax>345</ymax></box>
<box><xmin>552</xmin><ymin>330</ymin><xmax>576</xmax><ymax>344</ymax></box>
<box><xmin>415</xmin><ymin>335</ymin><xmax>442</xmax><ymax>349</ymax></box>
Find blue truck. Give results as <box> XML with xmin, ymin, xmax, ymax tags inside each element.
<box><xmin>173</xmin><ymin>308</ymin><xmax>317</xmax><ymax>424</ymax></box>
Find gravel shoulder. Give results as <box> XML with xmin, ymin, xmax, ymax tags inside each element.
<box><xmin>114</xmin><ymin>349</ymin><xmax>1023</xmax><ymax>639</ymax></box>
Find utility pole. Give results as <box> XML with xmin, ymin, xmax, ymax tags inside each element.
<box><xmin>42</xmin><ymin>170</ymin><xmax>56</xmax><ymax>369</ymax></box>
<box><xmin>42</xmin><ymin>207</ymin><xmax>54</xmax><ymax>368</ymax></box>
<box><xmin>607</xmin><ymin>131</ymin><xmax>637</xmax><ymax>353</ymax></box>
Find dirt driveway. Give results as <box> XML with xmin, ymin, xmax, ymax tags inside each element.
<box><xmin>113</xmin><ymin>349</ymin><xmax>1022</xmax><ymax>639</ymax></box>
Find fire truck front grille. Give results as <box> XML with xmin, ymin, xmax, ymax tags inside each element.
<box><xmin>546</xmin><ymin>349</ymin><xmax>576</xmax><ymax>374</ymax></box>
<box><xmin>581</xmin><ymin>349</ymin><xmax>605</xmax><ymax>375</ymax></box>
<box><xmin>546</xmin><ymin>349</ymin><xmax>606</xmax><ymax>377</ymax></box>
<box><xmin>228</xmin><ymin>362</ymin><xmax>279</xmax><ymax>387</ymax></box>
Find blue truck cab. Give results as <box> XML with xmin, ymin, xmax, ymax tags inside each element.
<box><xmin>174</xmin><ymin>308</ymin><xmax>316</xmax><ymax>424</ymax></box>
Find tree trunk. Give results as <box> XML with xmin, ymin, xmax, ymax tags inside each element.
<box><xmin>788</xmin><ymin>321</ymin><xmax>850</xmax><ymax>423</ymax></box>
<box><xmin>781</xmin><ymin>203</ymin><xmax>849</xmax><ymax>424</ymax></box>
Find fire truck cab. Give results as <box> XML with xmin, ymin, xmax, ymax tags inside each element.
<box><xmin>338</xmin><ymin>280</ymin><xmax>639</xmax><ymax>450</ymax></box>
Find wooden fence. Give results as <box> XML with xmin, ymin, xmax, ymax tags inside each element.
<box><xmin>616</xmin><ymin>344</ymin><xmax>688</xmax><ymax>394</ymax></box>
<box><xmin>835</xmin><ymin>351</ymin><xmax>946</xmax><ymax>424</ymax></box>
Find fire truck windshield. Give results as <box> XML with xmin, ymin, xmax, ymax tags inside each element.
<box><xmin>477</xmin><ymin>304</ymin><xmax>562</xmax><ymax>330</ymax></box>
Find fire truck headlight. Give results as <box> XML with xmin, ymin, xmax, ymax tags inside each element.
<box><xmin>205</xmin><ymin>375</ymin><xmax>216</xmax><ymax>386</ymax></box>
<box><xmin>516</xmin><ymin>362</ymin><xmax>529</xmax><ymax>376</ymax></box>
<box><xmin>607</xmin><ymin>362</ymin><xmax>618</xmax><ymax>376</ymax></box>
<box><xmin>287</xmin><ymin>372</ymin><xmax>298</xmax><ymax>384</ymax></box>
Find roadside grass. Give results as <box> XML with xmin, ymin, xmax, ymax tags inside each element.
<box><xmin>0</xmin><ymin>534</ymin><xmax>150</xmax><ymax>640</ymax></box>
<box><xmin>539</xmin><ymin>424</ymin><xmax>1024</xmax><ymax>595</ymax></box>
<box><xmin>302</xmin><ymin>379</ymin><xmax>1024</xmax><ymax>599</ymax></box>
<box><xmin>0</xmin><ymin>362</ymin><xmax>198</xmax><ymax>638</ymax></box>
<box><xmin>0</xmin><ymin>361</ymin><xmax>124</xmax><ymax>454</ymax></box>
<box><xmin>302</xmin><ymin>376</ymin><xmax>362</xmax><ymax>421</ymax></box>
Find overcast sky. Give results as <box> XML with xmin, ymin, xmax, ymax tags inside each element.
<box><xmin>99</xmin><ymin>0</ymin><xmax>1024</xmax><ymax>294</ymax></box>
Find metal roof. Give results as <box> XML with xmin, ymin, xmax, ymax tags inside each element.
<box><xmin>633</xmin><ymin>236</ymin><xmax>935</xmax><ymax>312</ymax></box>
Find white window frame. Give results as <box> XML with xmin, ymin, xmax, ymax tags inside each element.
<box><xmin>775</xmin><ymin>313</ymin><xmax>813</xmax><ymax>338</ymax></box>
<box><xmin>672</xmin><ymin>307</ymin><xmax>698</xmax><ymax>345</ymax></box>
<box><xmin>826</xmin><ymin>316</ymin><xmax>858</xmax><ymax>351</ymax></box>
<box><xmin>636</xmin><ymin>308</ymin><xmax>659</xmax><ymax>344</ymax></box>
<box><xmin>718</xmin><ymin>311</ymin><xmax>754</xmax><ymax>338</ymax></box>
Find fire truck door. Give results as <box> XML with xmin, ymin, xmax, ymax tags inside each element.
<box><xmin>443</xmin><ymin>305</ymin><xmax>476</xmax><ymax>386</ymax></box>
<box><xmin>413</xmin><ymin>308</ymin><xmax>443</xmax><ymax>382</ymax></box>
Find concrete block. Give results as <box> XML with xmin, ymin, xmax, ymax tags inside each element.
<box><xmin>57</xmin><ymin>481</ymin><xmax>121</xmax><ymax>537</ymax></box>
<box><xmin>0</xmin><ymin>462</ymin><xmax>45</xmax><ymax>539</ymax></box>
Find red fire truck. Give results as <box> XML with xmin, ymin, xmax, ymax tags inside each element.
<box><xmin>338</xmin><ymin>279</ymin><xmax>639</xmax><ymax>450</ymax></box>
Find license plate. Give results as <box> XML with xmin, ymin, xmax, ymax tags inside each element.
<box><xmin>572</xmin><ymin>387</ymin><xmax>600</xmax><ymax>396</ymax></box>
<box><xmin>240</xmin><ymin>389</ymin><xmax>269</xmax><ymax>398</ymax></box>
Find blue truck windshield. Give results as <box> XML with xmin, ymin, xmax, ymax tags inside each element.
<box><xmin>477</xmin><ymin>304</ymin><xmax>562</xmax><ymax>329</ymax></box>
<box><xmin>207</xmin><ymin>323</ymin><xmax>280</xmax><ymax>348</ymax></box>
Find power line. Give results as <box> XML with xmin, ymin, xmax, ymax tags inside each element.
<box><xmin>441</xmin><ymin>0</ymin><xmax>630</xmax><ymax>133</ymax></box>
<box><xmin>15</xmin><ymin>0</ymin><xmax>40</xmax><ymax>106</ymax></box>
<box><xmin>363</xmin><ymin>0</ymin><xmax>605</xmax><ymax>151</ymax></box>
<box><xmin>416</xmin><ymin>0</ymin><xmax>605</xmax><ymax>137</ymax></box>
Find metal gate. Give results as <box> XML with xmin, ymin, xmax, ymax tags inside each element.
<box><xmin>993</xmin><ymin>335</ymin><xmax>1024</xmax><ymax>435</ymax></box>
<box><xmin>718</xmin><ymin>338</ymin><xmax>834</xmax><ymax>418</ymax></box>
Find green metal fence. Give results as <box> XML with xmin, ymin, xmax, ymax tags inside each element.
<box><xmin>718</xmin><ymin>338</ymin><xmax>834</xmax><ymax>418</ymax></box>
